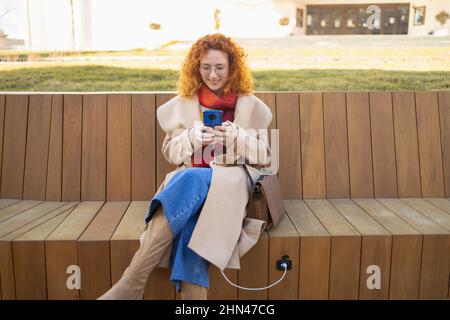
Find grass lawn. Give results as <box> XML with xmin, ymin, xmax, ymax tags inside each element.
<box><xmin>0</xmin><ymin>65</ymin><xmax>449</xmax><ymax>92</ymax></box>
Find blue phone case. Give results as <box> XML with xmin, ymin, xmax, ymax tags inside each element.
<box><xmin>203</xmin><ymin>110</ymin><xmax>222</xmax><ymax>127</ymax></box>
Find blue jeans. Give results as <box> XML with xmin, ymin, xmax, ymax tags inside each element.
<box><xmin>144</xmin><ymin>168</ymin><xmax>212</xmax><ymax>292</ymax></box>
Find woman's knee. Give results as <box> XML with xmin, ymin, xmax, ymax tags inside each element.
<box><xmin>175</xmin><ymin>168</ymin><xmax>212</xmax><ymax>185</ymax></box>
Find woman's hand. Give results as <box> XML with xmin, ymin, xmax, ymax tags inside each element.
<box><xmin>192</xmin><ymin>124</ymin><xmax>216</xmax><ymax>146</ymax></box>
<box><xmin>213</xmin><ymin>121</ymin><xmax>238</xmax><ymax>148</ymax></box>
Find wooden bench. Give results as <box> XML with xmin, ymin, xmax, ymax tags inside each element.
<box><xmin>0</xmin><ymin>91</ymin><xmax>449</xmax><ymax>300</ymax></box>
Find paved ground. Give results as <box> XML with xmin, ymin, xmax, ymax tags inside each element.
<box><xmin>1</xmin><ymin>35</ymin><xmax>449</xmax><ymax>71</ymax></box>
<box><xmin>141</xmin><ymin>35</ymin><xmax>450</xmax><ymax>49</ymax></box>
<box><xmin>234</xmin><ymin>35</ymin><xmax>450</xmax><ymax>48</ymax></box>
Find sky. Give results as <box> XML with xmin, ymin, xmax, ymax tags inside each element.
<box><xmin>0</xmin><ymin>0</ymin><xmax>291</xmax><ymax>50</ymax></box>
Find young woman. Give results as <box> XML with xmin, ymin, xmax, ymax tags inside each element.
<box><xmin>98</xmin><ymin>33</ymin><xmax>272</xmax><ymax>300</ymax></box>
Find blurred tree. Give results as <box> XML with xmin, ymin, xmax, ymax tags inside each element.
<box><xmin>435</xmin><ymin>11</ymin><xmax>449</xmax><ymax>27</ymax></box>
<box><xmin>279</xmin><ymin>16</ymin><xmax>289</xmax><ymax>26</ymax></box>
<box><xmin>149</xmin><ymin>22</ymin><xmax>161</xmax><ymax>30</ymax></box>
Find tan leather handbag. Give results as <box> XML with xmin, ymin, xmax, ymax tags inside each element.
<box><xmin>243</xmin><ymin>165</ymin><xmax>285</xmax><ymax>231</ymax></box>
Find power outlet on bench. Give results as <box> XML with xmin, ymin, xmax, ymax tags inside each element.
<box><xmin>276</xmin><ymin>255</ymin><xmax>292</xmax><ymax>271</ymax></box>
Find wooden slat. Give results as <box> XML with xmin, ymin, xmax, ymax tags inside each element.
<box><xmin>401</xmin><ymin>198</ymin><xmax>450</xmax><ymax>231</ymax></box>
<box><xmin>400</xmin><ymin>198</ymin><xmax>450</xmax><ymax>298</ymax></box>
<box><xmin>346</xmin><ymin>92</ymin><xmax>374</xmax><ymax>198</ymax></box>
<box><xmin>23</xmin><ymin>95</ymin><xmax>52</xmax><ymax>200</ymax></box>
<box><xmin>0</xmin><ymin>201</ymin><xmax>68</xmax><ymax>238</ymax></box>
<box><xmin>0</xmin><ymin>202</ymin><xmax>76</xmax><ymax>300</ymax></box>
<box><xmin>1</xmin><ymin>95</ymin><xmax>28</xmax><ymax>198</ymax></box>
<box><xmin>354</xmin><ymin>199</ymin><xmax>422</xmax><ymax>299</ymax></box>
<box><xmin>369</xmin><ymin>92</ymin><xmax>398</xmax><ymax>197</ymax></box>
<box><xmin>237</xmin><ymin>232</ymin><xmax>269</xmax><ymax>300</ymax></box>
<box><xmin>156</xmin><ymin>93</ymin><xmax>177</xmax><ymax>187</ymax></box>
<box><xmin>46</xmin><ymin>94</ymin><xmax>63</xmax><ymax>201</ymax></box>
<box><xmin>255</xmin><ymin>93</ymin><xmax>276</xmax><ymax>130</ymax></box>
<box><xmin>81</xmin><ymin>94</ymin><xmax>107</xmax><ymax>201</ymax></box>
<box><xmin>392</xmin><ymin>91</ymin><xmax>421</xmax><ymax>197</ymax></box>
<box><xmin>330</xmin><ymin>199</ymin><xmax>390</xmax><ymax>236</ymax></box>
<box><xmin>323</xmin><ymin>92</ymin><xmax>350</xmax><ymax>198</ymax></box>
<box><xmin>0</xmin><ymin>200</ymin><xmax>42</xmax><ymax>223</ymax></box>
<box><xmin>378</xmin><ymin>199</ymin><xmax>448</xmax><ymax>235</ymax></box>
<box><xmin>255</xmin><ymin>93</ymin><xmax>278</xmax><ymax>174</ymax></box>
<box><xmin>0</xmin><ymin>199</ymin><xmax>23</xmax><ymax>212</ymax></box>
<box><xmin>420</xmin><ymin>234</ymin><xmax>450</xmax><ymax>299</ymax></box>
<box><xmin>285</xmin><ymin>200</ymin><xmax>330</xmax><ymax>299</ymax></box>
<box><xmin>425</xmin><ymin>198</ymin><xmax>450</xmax><ymax>214</ymax></box>
<box><xmin>0</xmin><ymin>240</ymin><xmax>13</xmax><ymax>300</ymax></box>
<box><xmin>390</xmin><ymin>234</ymin><xmax>423</xmax><ymax>299</ymax></box>
<box><xmin>267</xmin><ymin>214</ymin><xmax>299</xmax><ymax>299</ymax></box>
<box><xmin>209</xmin><ymin>267</ymin><xmax>238</xmax><ymax>300</ymax></box>
<box><xmin>111</xmin><ymin>201</ymin><xmax>147</xmax><ymax>241</ymax></box>
<box><xmin>46</xmin><ymin>202</ymin><xmax>103</xmax><ymax>240</ymax></box>
<box><xmin>438</xmin><ymin>91</ymin><xmax>450</xmax><ymax>197</ymax></box>
<box><xmin>276</xmin><ymin>93</ymin><xmax>302</xmax><ymax>198</ymax></box>
<box><xmin>12</xmin><ymin>207</ymin><xmax>73</xmax><ymax>300</ymax></box>
<box><xmin>1</xmin><ymin>203</ymin><xmax>76</xmax><ymax>242</ymax></box>
<box><xmin>300</xmin><ymin>92</ymin><xmax>326</xmax><ymax>198</ymax></box>
<box><xmin>415</xmin><ymin>91</ymin><xmax>445</xmax><ymax>197</ymax></box>
<box><xmin>0</xmin><ymin>199</ymin><xmax>21</xmax><ymax>210</ymax></box>
<box><xmin>0</xmin><ymin>95</ymin><xmax>5</xmax><ymax>192</ymax></box>
<box><xmin>305</xmin><ymin>199</ymin><xmax>361</xmax><ymax>299</ymax></box>
<box><xmin>378</xmin><ymin>198</ymin><xmax>450</xmax><ymax>299</ymax></box>
<box><xmin>132</xmin><ymin>94</ymin><xmax>156</xmax><ymax>200</ymax></box>
<box><xmin>78</xmin><ymin>201</ymin><xmax>128</xmax><ymax>300</ymax></box>
<box><xmin>13</xmin><ymin>243</ymin><xmax>46</xmax><ymax>299</ymax></box>
<box><xmin>329</xmin><ymin>199</ymin><xmax>391</xmax><ymax>299</ymax></box>
<box><xmin>62</xmin><ymin>94</ymin><xmax>82</xmax><ymax>201</ymax></box>
<box><xmin>107</xmin><ymin>94</ymin><xmax>131</xmax><ymax>201</ymax></box>
<box><xmin>45</xmin><ymin>201</ymin><xmax>103</xmax><ymax>299</ymax></box>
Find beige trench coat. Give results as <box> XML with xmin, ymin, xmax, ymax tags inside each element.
<box><xmin>146</xmin><ymin>93</ymin><xmax>273</xmax><ymax>271</ymax></box>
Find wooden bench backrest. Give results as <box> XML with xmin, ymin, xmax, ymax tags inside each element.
<box><xmin>0</xmin><ymin>91</ymin><xmax>449</xmax><ymax>201</ymax></box>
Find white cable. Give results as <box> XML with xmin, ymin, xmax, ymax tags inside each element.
<box><xmin>220</xmin><ymin>263</ymin><xmax>288</xmax><ymax>291</ymax></box>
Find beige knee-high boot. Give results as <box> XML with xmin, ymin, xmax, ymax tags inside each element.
<box><xmin>180</xmin><ymin>282</ymin><xmax>208</xmax><ymax>300</ymax></box>
<box><xmin>98</xmin><ymin>206</ymin><xmax>173</xmax><ymax>300</ymax></box>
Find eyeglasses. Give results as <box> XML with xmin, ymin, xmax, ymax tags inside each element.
<box><xmin>199</xmin><ymin>64</ymin><xmax>228</xmax><ymax>75</ymax></box>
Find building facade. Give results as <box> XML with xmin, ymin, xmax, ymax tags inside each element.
<box><xmin>285</xmin><ymin>0</ymin><xmax>450</xmax><ymax>36</ymax></box>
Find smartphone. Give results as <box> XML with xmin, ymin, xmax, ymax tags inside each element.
<box><xmin>203</xmin><ymin>110</ymin><xmax>222</xmax><ymax>127</ymax></box>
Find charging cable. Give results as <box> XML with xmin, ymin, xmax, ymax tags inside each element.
<box><xmin>220</xmin><ymin>260</ymin><xmax>290</xmax><ymax>291</ymax></box>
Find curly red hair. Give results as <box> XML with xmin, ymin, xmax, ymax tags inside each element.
<box><xmin>177</xmin><ymin>33</ymin><xmax>254</xmax><ymax>97</ymax></box>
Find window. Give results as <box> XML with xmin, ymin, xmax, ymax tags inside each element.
<box><xmin>306</xmin><ymin>4</ymin><xmax>409</xmax><ymax>35</ymax></box>
<box><xmin>413</xmin><ymin>6</ymin><xmax>426</xmax><ymax>26</ymax></box>
<box><xmin>296</xmin><ymin>8</ymin><xmax>304</xmax><ymax>27</ymax></box>
<box><xmin>347</xmin><ymin>9</ymin><xmax>357</xmax><ymax>28</ymax></box>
